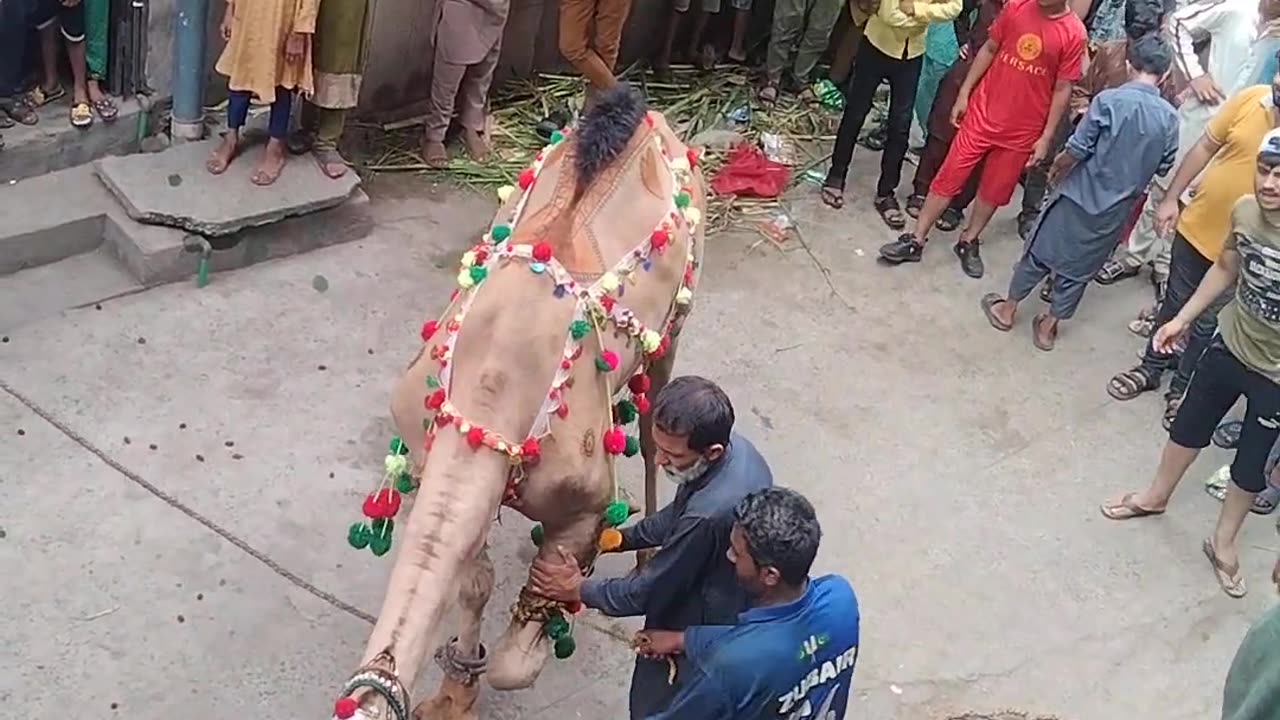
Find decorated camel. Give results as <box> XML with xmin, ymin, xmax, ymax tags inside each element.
<box><xmin>331</xmin><ymin>85</ymin><xmax>707</xmax><ymax>720</ymax></box>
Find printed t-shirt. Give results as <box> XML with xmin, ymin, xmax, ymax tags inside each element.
<box><xmin>1219</xmin><ymin>195</ymin><xmax>1280</xmax><ymax>383</ymax></box>
<box><xmin>1177</xmin><ymin>86</ymin><xmax>1279</xmax><ymax>262</ymax></box>
<box><xmin>647</xmin><ymin>574</ymin><xmax>861</xmax><ymax>720</ymax></box>
<box><xmin>964</xmin><ymin>0</ymin><xmax>1085</xmax><ymax>151</ymax></box>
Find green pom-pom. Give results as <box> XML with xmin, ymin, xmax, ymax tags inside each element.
<box><xmin>469</xmin><ymin>265</ymin><xmax>488</xmax><ymax>283</ymax></box>
<box><xmin>569</xmin><ymin>319</ymin><xmax>590</xmax><ymax>340</ymax></box>
<box><xmin>545</xmin><ymin>614</ymin><xmax>570</xmax><ymax>640</ymax></box>
<box><xmin>390</xmin><ymin>436</ymin><xmax>409</xmax><ymax>455</ymax></box>
<box><xmin>550</xmin><ymin>130</ymin><xmax>564</xmax><ymax>144</ymax></box>
<box><xmin>594</xmin><ymin>356</ymin><xmax>611</xmax><ymax>372</ymax></box>
<box><xmin>615</xmin><ymin>400</ymin><xmax>637</xmax><ymax>425</ymax></box>
<box><xmin>395</xmin><ymin>472</ymin><xmax>417</xmax><ymax>493</ymax></box>
<box><xmin>604</xmin><ymin>500</ymin><xmax>630</xmax><ymax>527</ymax></box>
<box><xmin>491</xmin><ymin>224</ymin><xmax>512</xmax><ymax>242</ymax></box>
<box><xmin>623</xmin><ymin>435</ymin><xmax>640</xmax><ymax>458</ymax></box>
<box><xmin>347</xmin><ymin>522</ymin><xmax>371</xmax><ymax>549</ymax></box>
<box><xmin>372</xmin><ymin>517</ymin><xmax>395</xmax><ymax>536</ymax></box>
<box><xmin>369</xmin><ymin>534</ymin><xmax>393</xmax><ymax>556</ymax></box>
<box><xmin>553</xmin><ymin>634</ymin><xmax>576</xmax><ymax>659</ymax></box>
<box><xmin>530</xmin><ymin>523</ymin><xmax>545</xmax><ymax>547</ymax></box>
<box><xmin>426</xmin><ymin>375</ymin><xmax>440</xmax><ymax>389</ymax></box>
<box><xmin>675</xmin><ymin>191</ymin><xmax>691</xmax><ymax>208</ymax></box>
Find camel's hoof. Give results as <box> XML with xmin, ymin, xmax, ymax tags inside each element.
<box><xmin>487</xmin><ymin>620</ymin><xmax>549</xmax><ymax>690</ymax></box>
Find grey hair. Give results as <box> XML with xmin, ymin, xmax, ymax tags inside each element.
<box><xmin>651</xmin><ymin>375</ymin><xmax>735</xmax><ymax>451</ymax></box>
<box><xmin>734</xmin><ymin>487</ymin><xmax>822</xmax><ymax>585</ymax></box>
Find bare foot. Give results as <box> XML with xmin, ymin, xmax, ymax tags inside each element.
<box><xmin>313</xmin><ymin>147</ymin><xmax>349</xmax><ymax>179</ymax></box>
<box><xmin>251</xmin><ymin>138</ymin><xmax>287</xmax><ymax>186</ymax></box>
<box><xmin>460</xmin><ymin>129</ymin><xmax>490</xmax><ymax>162</ymax></box>
<box><xmin>423</xmin><ymin>139</ymin><xmax>449</xmax><ymax>168</ymax></box>
<box><xmin>206</xmin><ymin>131</ymin><xmax>241</xmax><ymax>175</ymax></box>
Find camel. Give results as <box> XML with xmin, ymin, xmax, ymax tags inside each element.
<box><xmin>331</xmin><ymin>84</ymin><xmax>707</xmax><ymax>720</ymax></box>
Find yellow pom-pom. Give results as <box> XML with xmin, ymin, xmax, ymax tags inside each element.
<box><xmin>457</xmin><ymin>269</ymin><xmax>476</xmax><ymax>289</ymax></box>
<box><xmin>461</xmin><ymin>250</ymin><xmax>477</xmax><ymax>268</ymax></box>
<box><xmin>640</xmin><ymin>330</ymin><xmax>662</xmax><ymax>353</ymax></box>
<box><xmin>600</xmin><ymin>272</ymin><xmax>620</xmax><ymax>293</ymax></box>
<box><xmin>385</xmin><ymin>454</ymin><xmax>409</xmax><ymax>476</ymax></box>
<box><xmin>676</xmin><ymin>286</ymin><xmax>693</xmax><ymax>305</ymax></box>
<box><xmin>598</xmin><ymin>527</ymin><xmax>624</xmax><ymax>553</ymax></box>
<box><xmin>683</xmin><ymin>207</ymin><xmax>702</xmax><ymax>226</ymax></box>
<box><xmin>497</xmin><ymin>185</ymin><xmax>514</xmax><ymax>203</ymax></box>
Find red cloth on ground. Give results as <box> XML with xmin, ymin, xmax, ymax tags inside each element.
<box><xmin>710</xmin><ymin>144</ymin><xmax>791</xmax><ymax>198</ymax></box>
<box><xmin>965</xmin><ymin>0</ymin><xmax>1086</xmax><ymax>152</ymax></box>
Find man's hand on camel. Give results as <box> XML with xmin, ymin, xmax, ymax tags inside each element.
<box><xmin>528</xmin><ymin>545</ymin><xmax>585</xmax><ymax>604</ymax></box>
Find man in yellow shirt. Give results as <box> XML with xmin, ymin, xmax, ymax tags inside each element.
<box><xmin>821</xmin><ymin>0</ymin><xmax>963</xmax><ymax>229</ymax></box>
<box><xmin>1108</xmin><ymin>78</ymin><xmax>1280</xmax><ymax>428</ymax></box>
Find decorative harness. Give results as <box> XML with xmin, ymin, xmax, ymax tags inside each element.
<box><xmin>337</xmin><ymin>117</ymin><xmax>702</xmax><ymax>711</ymax></box>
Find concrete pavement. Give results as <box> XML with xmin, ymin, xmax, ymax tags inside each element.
<box><xmin>1</xmin><ymin>159</ymin><xmax>1277</xmax><ymax>720</ymax></box>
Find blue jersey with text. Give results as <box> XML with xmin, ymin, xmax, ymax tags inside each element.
<box><xmin>648</xmin><ymin>574</ymin><xmax>860</xmax><ymax>719</ymax></box>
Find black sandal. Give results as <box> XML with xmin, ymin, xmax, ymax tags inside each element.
<box><xmin>820</xmin><ymin>184</ymin><xmax>844</xmax><ymax>209</ymax></box>
<box><xmin>905</xmin><ymin>194</ymin><xmax>924</xmax><ymax>218</ymax></box>
<box><xmin>1213</xmin><ymin>420</ymin><xmax>1243</xmax><ymax>449</ymax></box>
<box><xmin>936</xmin><ymin>207</ymin><xmax>963</xmax><ymax>232</ymax></box>
<box><xmin>874</xmin><ymin>195</ymin><xmax>906</xmax><ymax>230</ymax></box>
<box><xmin>1039</xmin><ymin>280</ymin><xmax>1053</xmax><ymax>303</ymax></box>
<box><xmin>1162</xmin><ymin>395</ymin><xmax>1183</xmax><ymax>431</ymax></box>
<box><xmin>1107</xmin><ymin>366</ymin><xmax>1159</xmax><ymax>401</ymax></box>
<box><xmin>1095</xmin><ymin>257</ymin><xmax>1142</xmax><ymax>285</ymax></box>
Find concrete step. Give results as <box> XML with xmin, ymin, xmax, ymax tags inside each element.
<box><xmin>0</xmin><ymin>97</ymin><xmax>145</xmax><ymax>184</ymax></box>
<box><xmin>0</xmin><ymin>246</ymin><xmax>142</xmax><ymax>332</ymax></box>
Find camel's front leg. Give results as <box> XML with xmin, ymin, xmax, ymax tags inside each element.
<box><xmin>412</xmin><ymin>545</ymin><xmax>495</xmax><ymax>720</ymax></box>
<box><xmin>636</xmin><ymin>334</ymin><xmax>679</xmax><ymax>569</ymax></box>
<box><xmin>488</xmin><ymin>513</ymin><xmax>602</xmax><ymax>690</ymax></box>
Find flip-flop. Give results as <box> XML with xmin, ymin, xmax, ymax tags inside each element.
<box><xmin>820</xmin><ymin>185</ymin><xmax>844</xmax><ymax>209</ymax></box>
<box><xmin>1100</xmin><ymin>492</ymin><xmax>1165</xmax><ymax>520</ymax></box>
<box><xmin>1202</xmin><ymin>539</ymin><xmax>1247</xmax><ymax>598</ymax></box>
<box><xmin>27</xmin><ymin>84</ymin><xmax>66</xmax><ymax>107</ymax></box>
<box><xmin>1212</xmin><ymin>420</ymin><xmax>1243</xmax><ymax>449</ymax></box>
<box><xmin>70</xmin><ymin>102</ymin><xmax>93</xmax><ymax>128</ymax></box>
<box><xmin>91</xmin><ymin>96</ymin><xmax>118</xmax><ymax>122</ymax></box>
<box><xmin>1032</xmin><ymin>313</ymin><xmax>1057</xmax><ymax>351</ymax></box>
<box><xmin>980</xmin><ymin>293</ymin><xmax>1013</xmax><ymax>331</ymax></box>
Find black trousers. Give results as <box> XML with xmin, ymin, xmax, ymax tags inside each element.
<box><xmin>0</xmin><ymin>0</ymin><xmax>35</xmax><ymax>97</ymax></box>
<box><xmin>825</xmin><ymin>38</ymin><xmax>923</xmax><ymax>198</ymax></box>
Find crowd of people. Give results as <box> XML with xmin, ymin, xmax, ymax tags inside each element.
<box><xmin>0</xmin><ymin>0</ymin><xmax>121</xmax><ymax>151</ymax></box>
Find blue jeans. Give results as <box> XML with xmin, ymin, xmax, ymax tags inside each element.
<box><xmin>228</xmin><ymin>86</ymin><xmax>293</xmax><ymax>139</ymax></box>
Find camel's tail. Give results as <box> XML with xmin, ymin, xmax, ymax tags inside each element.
<box><xmin>573</xmin><ymin>83</ymin><xmax>648</xmax><ymax>200</ymax></box>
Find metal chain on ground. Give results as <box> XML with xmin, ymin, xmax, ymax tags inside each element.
<box><xmin>0</xmin><ymin>377</ymin><xmax>378</xmax><ymax>626</ymax></box>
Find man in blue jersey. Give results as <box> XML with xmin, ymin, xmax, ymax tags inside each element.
<box><xmin>635</xmin><ymin>487</ymin><xmax>861</xmax><ymax>719</ymax></box>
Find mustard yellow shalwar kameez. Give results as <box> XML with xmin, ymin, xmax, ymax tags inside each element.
<box><xmin>216</xmin><ymin>0</ymin><xmax>320</xmax><ymax>99</ymax></box>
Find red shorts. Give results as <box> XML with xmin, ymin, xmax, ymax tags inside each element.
<box><xmin>928</xmin><ymin>124</ymin><xmax>1031</xmax><ymax>207</ymax></box>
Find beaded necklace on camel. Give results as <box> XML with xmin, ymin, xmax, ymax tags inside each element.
<box><xmin>342</xmin><ymin>116</ymin><xmax>701</xmax><ymax>658</ymax></box>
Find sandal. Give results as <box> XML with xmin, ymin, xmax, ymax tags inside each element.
<box><xmin>936</xmin><ymin>207</ymin><xmax>963</xmax><ymax>232</ymax></box>
<box><xmin>1202</xmin><ymin>538</ymin><xmax>1247</xmax><ymax>598</ymax></box>
<box><xmin>91</xmin><ymin>96</ymin><xmax>118</xmax><ymax>122</ymax></box>
<box><xmin>1039</xmin><ymin>280</ymin><xmax>1053</xmax><ymax>303</ymax></box>
<box><xmin>1100</xmin><ymin>492</ymin><xmax>1165</xmax><ymax>520</ymax></box>
<box><xmin>422</xmin><ymin>139</ymin><xmax>449</xmax><ymax>169</ymax></box>
<box><xmin>1213</xmin><ymin>420</ymin><xmax>1243</xmax><ymax>449</ymax></box>
<box><xmin>1032</xmin><ymin>313</ymin><xmax>1057</xmax><ymax>352</ymax></box>
<box><xmin>1127</xmin><ymin>306</ymin><xmax>1157</xmax><ymax>337</ymax></box>
<box><xmin>1095</xmin><ymin>256</ymin><xmax>1142</xmax><ymax>285</ymax></box>
<box><xmin>1161</xmin><ymin>395</ymin><xmax>1183</xmax><ymax>431</ymax></box>
<box><xmin>313</xmin><ymin>147</ymin><xmax>349</xmax><ymax>179</ymax></box>
<box><xmin>1107</xmin><ymin>366</ymin><xmax>1159</xmax><ymax>401</ymax></box>
<box><xmin>874</xmin><ymin>195</ymin><xmax>906</xmax><ymax>230</ymax></box>
<box><xmin>905</xmin><ymin>194</ymin><xmax>924</xmax><ymax>218</ymax></box>
<box><xmin>27</xmin><ymin>84</ymin><xmax>65</xmax><ymax>107</ymax></box>
<box><xmin>70</xmin><ymin>102</ymin><xmax>93</xmax><ymax>128</ymax></box>
<box><xmin>758</xmin><ymin>84</ymin><xmax>779</xmax><ymax>104</ymax></box>
<box><xmin>980</xmin><ymin>293</ymin><xmax>1013</xmax><ymax>331</ymax></box>
<box><xmin>0</xmin><ymin>96</ymin><xmax>39</xmax><ymax>126</ymax></box>
<box><xmin>820</xmin><ymin>184</ymin><xmax>844</xmax><ymax>210</ymax></box>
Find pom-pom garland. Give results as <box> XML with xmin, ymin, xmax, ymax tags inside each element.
<box><xmin>602</xmin><ymin>426</ymin><xmax>627</xmax><ymax>455</ymax></box>
<box><xmin>420</xmin><ymin>320</ymin><xmax>439</xmax><ymax>342</ymax></box>
<box><xmin>598</xmin><ymin>527</ymin><xmax>623</xmax><ymax>552</ymax></box>
<box><xmin>532</xmin><ymin>242</ymin><xmax>553</xmax><ymax>263</ymax></box>
<box><xmin>628</xmin><ymin>374</ymin><xmax>650</xmax><ymax>395</ymax></box>
<box><xmin>553</xmin><ymin>635</ymin><xmax>576</xmax><ymax>659</ymax></box>
<box><xmin>595</xmin><ymin>350</ymin><xmax>619</xmax><ymax>372</ymax></box>
<box><xmin>623</xmin><ymin>435</ymin><xmax>641</xmax><ymax>457</ymax></box>
<box><xmin>604</xmin><ymin>500</ymin><xmax>631</xmax><ymax>527</ymax></box>
<box><xmin>334</xmin><ymin>697</ymin><xmax>359</xmax><ymax>720</ymax></box>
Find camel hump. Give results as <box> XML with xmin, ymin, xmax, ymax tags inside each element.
<box><xmin>574</xmin><ymin>83</ymin><xmax>648</xmax><ymax>198</ymax></box>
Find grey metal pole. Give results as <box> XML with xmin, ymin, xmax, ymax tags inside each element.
<box><xmin>170</xmin><ymin>0</ymin><xmax>209</xmax><ymax>140</ymax></box>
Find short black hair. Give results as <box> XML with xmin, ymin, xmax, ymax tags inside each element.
<box><xmin>1127</xmin><ymin>34</ymin><xmax>1173</xmax><ymax>76</ymax></box>
<box><xmin>651</xmin><ymin>375</ymin><xmax>734</xmax><ymax>451</ymax></box>
<box><xmin>734</xmin><ymin>487</ymin><xmax>822</xmax><ymax>585</ymax></box>
<box><xmin>1124</xmin><ymin>0</ymin><xmax>1164</xmax><ymax>40</ymax></box>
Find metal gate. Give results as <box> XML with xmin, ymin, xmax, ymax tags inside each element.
<box><xmin>107</xmin><ymin>0</ymin><xmax>149</xmax><ymax>96</ymax></box>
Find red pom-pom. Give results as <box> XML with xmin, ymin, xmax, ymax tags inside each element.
<box><xmin>686</xmin><ymin>148</ymin><xmax>699</xmax><ymax>168</ymax></box>
<box><xmin>599</xmin><ymin>350</ymin><xmax>619</xmax><ymax>371</ymax></box>
<box><xmin>435</xmin><ymin>412</ymin><xmax>452</xmax><ymax>427</ymax></box>
<box><xmin>334</xmin><ymin>697</ymin><xmax>359</xmax><ymax>720</ymax></box>
<box><xmin>564</xmin><ymin>600</ymin><xmax>583</xmax><ymax>614</ymax></box>
<box><xmin>518</xmin><ymin>168</ymin><xmax>536</xmax><ymax>189</ymax></box>
<box><xmin>650</xmin><ymin>229</ymin><xmax>669</xmax><ymax>251</ymax></box>
<box><xmin>603</xmin><ymin>426</ymin><xmax>627</xmax><ymax>454</ymax></box>
<box><xmin>420</xmin><ymin>320</ymin><xmax>439</xmax><ymax>342</ymax></box>
<box><xmin>426</xmin><ymin>389</ymin><xmax>446</xmax><ymax>410</ymax></box>
<box><xmin>652</xmin><ymin>335</ymin><xmax>670</xmax><ymax>358</ymax></box>
<box><xmin>644</xmin><ymin>112</ymin><xmax>655</xmax><ymax>127</ymax></box>
<box><xmin>466</xmin><ymin>426</ymin><xmax>486</xmax><ymax>449</ymax></box>
<box><xmin>555</xmin><ymin>403</ymin><xmax>570</xmax><ymax>419</ymax></box>
<box><xmin>379</xmin><ymin>488</ymin><xmax>402</xmax><ymax>516</ymax></box>
<box><xmin>521</xmin><ymin>436</ymin><xmax>541</xmax><ymax>460</ymax></box>
<box><xmin>599</xmin><ymin>295</ymin><xmax>616</xmax><ymax>312</ymax></box>
<box><xmin>628</xmin><ymin>374</ymin><xmax>650</xmax><ymax>394</ymax></box>
<box><xmin>532</xmin><ymin>241</ymin><xmax>553</xmax><ymax>263</ymax></box>
<box><xmin>474</xmin><ymin>248</ymin><xmax>489</xmax><ymax>264</ymax></box>
<box><xmin>446</xmin><ymin>319</ymin><xmax>461</xmax><ymax>333</ymax></box>
<box><xmin>635</xmin><ymin>394</ymin><xmax>651</xmax><ymax>415</ymax></box>
<box><xmin>560</xmin><ymin>359</ymin><xmax>572</xmax><ymax>370</ymax></box>
<box><xmin>362</xmin><ymin>493</ymin><xmax>380</xmax><ymax>518</ymax></box>
<box><xmin>684</xmin><ymin>267</ymin><xmax>694</xmax><ymax>285</ymax></box>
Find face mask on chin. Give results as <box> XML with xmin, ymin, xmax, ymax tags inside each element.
<box><xmin>663</xmin><ymin>455</ymin><xmax>711</xmax><ymax>485</ymax></box>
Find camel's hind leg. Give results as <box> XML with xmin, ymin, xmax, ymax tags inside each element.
<box><xmin>636</xmin><ymin>335</ymin><xmax>679</xmax><ymax>569</ymax></box>
<box><xmin>412</xmin><ymin>545</ymin><xmax>495</xmax><ymax>720</ymax></box>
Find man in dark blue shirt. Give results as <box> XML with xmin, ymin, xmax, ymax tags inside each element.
<box><xmin>635</xmin><ymin>487</ymin><xmax>861</xmax><ymax>719</ymax></box>
<box><xmin>528</xmin><ymin>375</ymin><xmax>774</xmax><ymax>719</ymax></box>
